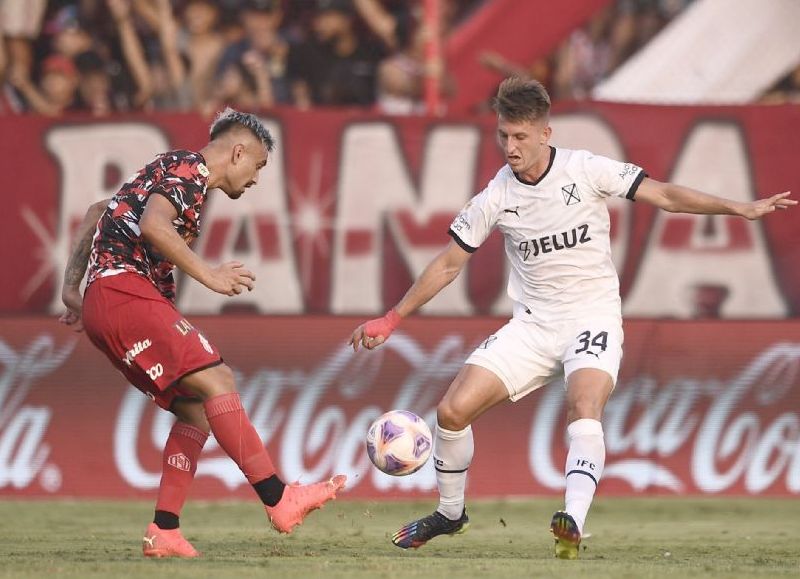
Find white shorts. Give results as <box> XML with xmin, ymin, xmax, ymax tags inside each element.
<box><xmin>466</xmin><ymin>314</ymin><xmax>623</xmax><ymax>401</ymax></box>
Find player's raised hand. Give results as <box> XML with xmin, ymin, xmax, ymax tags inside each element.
<box><xmin>348</xmin><ymin>310</ymin><xmax>401</xmax><ymax>352</ymax></box>
<box><xmin>739</xmin><ymin>191</ymin><xmax>796</xmax><ymax>220</ymax></box>
<box><xmin>206</xmin><ymin>261</ymin><xmax>256</xmax><ymax>296</ymax></box>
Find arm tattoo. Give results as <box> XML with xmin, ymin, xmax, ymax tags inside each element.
<box><xmin>64</xmin><ymin>225</ymin><xmax>95</xmax><ymax>288</ymax></box>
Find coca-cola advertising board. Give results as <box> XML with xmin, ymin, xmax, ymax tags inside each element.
<box><xmin>1</xmin><ymin>317</ymin><xmax>799</xmax><ymax>498</ymax></box>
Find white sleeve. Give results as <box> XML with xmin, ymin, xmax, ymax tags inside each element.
<box><xmin>448</xmin><ymin>180</ymin><xmax>502</xmax><ymax>252</ymax></box>
<box><xmin>581</xmin><ymin>151</ymin><xmax>647</xmax><ymax>200</ymax></box>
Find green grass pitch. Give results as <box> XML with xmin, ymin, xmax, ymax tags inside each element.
<box><xmin>0</xmin><ymin>498</ymin><xmax>798</xmax><ymax>578</ymax></box>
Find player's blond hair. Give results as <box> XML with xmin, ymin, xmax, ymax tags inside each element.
<box><xmin>492</xmin><ymin>77</ymin><xmax>551</xmax><ymax>123</ymax></box>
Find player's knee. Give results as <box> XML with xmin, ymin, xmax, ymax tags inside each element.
<box><xmin>567</xmin><ymin>396</ymin><xmax>604</xmax><ymax>422</ymax></box>
<box><xmin>172</xmin><ymin>399</ymin><xmax>211</xmax><ymax>433</ymax></box>
<box><xmin>180</xmin><ymin>363</ymin><xmax>237</xmax><ymax>400</ymax></box>
<box><xmin>436</xmin><ymin>400</ymin><xmax>470</xmax><ymax>431</ymax></box>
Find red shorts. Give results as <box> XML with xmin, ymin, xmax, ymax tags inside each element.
<box><xmin>82</xmin><ymin>272</ymin><xmax>222</xmax><ymax>410</ymax></box>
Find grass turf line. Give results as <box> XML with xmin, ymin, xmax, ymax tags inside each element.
<box><xmin>0</xmin><ymin>498</ymin><xmax>798</xmax><ymax>579</ymax></box>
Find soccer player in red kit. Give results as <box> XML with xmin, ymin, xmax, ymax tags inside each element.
<box><xmin>60</xmin><ymin>108</ymin><xmax>346</xmax><ymax>558</ymax></box>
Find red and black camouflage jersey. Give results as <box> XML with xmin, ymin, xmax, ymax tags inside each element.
<box><xmin>86</xmin><ymin>150</ymin><xmax>210</xmax><ymax>302</ymax></box>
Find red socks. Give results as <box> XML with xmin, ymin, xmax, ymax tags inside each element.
<box><xmin>155</xmin><ymin>422</ymin><xmax>208</xmax><ymax>516</ymax></box>
<box><xmin>204</xmin><ymin>392</ymin><xmax>277</xmax><ymax>484</ymax></box>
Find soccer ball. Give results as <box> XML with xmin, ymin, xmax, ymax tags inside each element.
<box><xmin>366</xmin><ymin>410</ymin><xmax>433</xmax><ymax>476</ymax></box>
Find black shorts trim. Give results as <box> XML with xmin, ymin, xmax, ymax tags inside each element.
<box><xmin>448</xmin><ymin>229</ymin><xmax>478</xmax><ymax>253</ymax></box>
<box><xmin>168</xmin><ymin>358</ymin><xmax>224</xmax><ymax>390</ymax></box>
<box><xmin>626</xmin><ymin>170</ymin><xmax>648</xmax><ymax>200</ymax></box>
<box><xmin>566</xmin><ymin>469</ymin><xmax>598</xmax><ymax>486</ymax></box>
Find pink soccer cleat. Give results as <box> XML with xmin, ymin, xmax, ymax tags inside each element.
<box><xmin>265</xmin><ymin>474</ymin><xmax>347</xmax><ymax>534</ymax></box>
<box><xmin>141</xmin><ymin>522</ymin><xmax>200</xmax><ymax>558</ymax></box>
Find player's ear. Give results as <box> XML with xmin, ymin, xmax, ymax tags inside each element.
<box><xmin>231</xmin><ymin>143</ymin><xmax>245</xmax><ymax>164</ymax></box>
<box><xmin>541</xmin><ymin>125</ymin><xmax>552</xmax><ymax>144</ymax></box>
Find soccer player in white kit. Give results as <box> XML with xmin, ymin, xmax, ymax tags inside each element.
<box><xmin>349</xmin><ymin>77</ymin><xmax>795</xmax><ymax>559</ymax></box>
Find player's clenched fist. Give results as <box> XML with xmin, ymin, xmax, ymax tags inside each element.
<box><xmin>205</xmin><ymin>261</ymin><xmax>256</xmax><ymax>296</ymax></box>
<box><xmin>349</xmin><ymin>309</ymin><xmax>401</xmax><ymax>351</ymax></box>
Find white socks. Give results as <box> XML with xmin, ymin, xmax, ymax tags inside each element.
<box><xmin>434</xmin><ymin>423</ymin><xmax>473</xmax><ymax>520</ymax></box>
<box><xmin>564</xmin><ymin>418</ymin><xmax>605</xmax><ymax>534</ymax></box>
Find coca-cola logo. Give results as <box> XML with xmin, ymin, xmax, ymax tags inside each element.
<box><xmin>0</xmin><ymin>335</ymin><xmax>76</xmax><ymax>492</ymax></box>
<box><xmin>530</xmin><ymin>342</ymin><xmax>800</xmax><ymax>494</ymax></box>
<box><xmin>114</xmin><ymin>333</ymin><xmax>473</xmax><ymax>492</ymax></box>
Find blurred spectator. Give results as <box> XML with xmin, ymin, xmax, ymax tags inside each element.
<box><xmin>9</xmin><ymin>53</ymin><xmax>79</xmax><ymax>116</ymax></box>
<box><xmin>179</xmin><ymin>0</ymin><xmax>225</xmax><ymax>109</ymax></box>
<box><xmin>75</xmin><ymin>49</ymin><xmax>114</xmax><ymax>115</ymax></box>
<box><xmin>552</xmin><ymin>6</ymin><xmax>613</xmax><ymax>100</ymax></box>
<box><xmin>477</xmin><ymin>0</ymin><xmax>692</xmax><ymax>104</ymax></box>
<box><xmin>1</xmin><ymin>0</ymin><xmax>48</xmax><ymax>80</ymax></box>
<box><xmin>288</xmin><ymin>0</ymin><xmax>385</xmax><ymax>108</ymax></box>
<box><xmin>358</xmin><ymin>0</ymin><xmax>456</xmax><ymax>115</ymax></box>
<box><xmin>213</xmin><ymin>0</ymin><xmax>289</xmax><ymax>112</ymax></box>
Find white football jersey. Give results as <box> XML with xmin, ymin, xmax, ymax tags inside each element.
<box><xmin>449</xmin><ymin>147</ymin><xmax>646</xmax><ymax>323</ymax></box>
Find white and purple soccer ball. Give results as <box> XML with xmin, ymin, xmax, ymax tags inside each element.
<box><xmin>366</xmin><ymin>410</ymin><xmax>433</xmax><ymax>476</ymax></box>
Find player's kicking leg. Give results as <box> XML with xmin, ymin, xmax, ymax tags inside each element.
<box><xmin>392</xmin><ymin>365</ymin><xmax>506</xmax><ymax>549</ymax></box>
<box><xmin>181</xmin><ymin>364</ymin><xmax>346</xmax><ymax>534</ymax></box>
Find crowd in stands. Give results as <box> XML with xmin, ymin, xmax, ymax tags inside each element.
<box><xmin>0</xmin><ymin>0</ymin><xmax>480</xmax><ymax>116</ymax></box>
<box><xmin>0</xmin><ymin>0</ymin><xmax>795</xmax><ymax>117</ymax></box>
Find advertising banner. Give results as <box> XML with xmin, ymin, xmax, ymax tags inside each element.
<box><xmin>1</xmin><ymin>318</ymin><xmax>798</xmax><ymax>499</ymax></box>
<box><xmin>1</xmin><ymin>104</ymin><xmax>798</xmax><ymax>317</ymax></box>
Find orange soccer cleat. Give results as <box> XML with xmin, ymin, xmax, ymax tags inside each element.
<box><xmin>265</xmin><ymin>474</ymin><xmax>347</xmax><ymax>534</ymax></box>
<box><xmin>141</xmin><ymin>522</ymin><xmax>200</xmax><ymax>558</ymax></box>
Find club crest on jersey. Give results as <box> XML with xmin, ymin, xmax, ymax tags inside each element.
<box><xmin>562</xmin><ymin>183</ymin><xmax>580</xmax><ymax>205</ymax></box>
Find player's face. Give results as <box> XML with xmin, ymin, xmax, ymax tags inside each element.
<box><xmin>496</xmin><ymin>115</ymin><xmax>552</xmax><ymax>179</ymax></box>
<box><xmin>226</xmin><ymin>140</ymin><xmax>268</xmax><ymax>199</ymax></box>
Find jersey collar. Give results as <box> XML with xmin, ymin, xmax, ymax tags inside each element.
<box><xmin>513</xmin><ymin>146</ymin><xmax>556</xmax><ymax>187</ymax></box>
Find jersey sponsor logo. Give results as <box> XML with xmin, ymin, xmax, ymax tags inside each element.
<box><xmin>167</xmin><ymin>453</ymin><xmax>191</xmax><ymax>472</ymax></box>
<box><xmin>174</xmin><ymin>319</ymin><xmax>194</xmax><ymax>336</ymax></box>
<box><xmin>518</xmin><ymin>224</ymin><xmax>591</xmax><ymax>260</ymax></box>
<box><xmin>503</xmin><ymin>206</ymin><xmax>520</xmax><ymax>217</ymax></box>
<box><xmin>450</xmin><ymin>213</ymin><xmax>471</xmax><ymax>233</ymax></box>
<box><xmin>122</xmin><ymin>339</ymin><xmax>152</xmax><ymax>367</ymax></box>
<box><xmin>147</xmin><ymin>363</ymin><xmax>164</xmax><ymax>380</ymax></box>
<box><xmin>561</xmin><ymin>183</ymin><xmax>580</xmax><ymax>206</ymax></box>
<box><xmin>198</xmin><ymin>333</ymin><xmax>214</xmax><ymax>354</ymax></box>
<box><xmin>618</xmin><ymin>163</ymin><xmax>638</xmax><ymax>179</ymax></box>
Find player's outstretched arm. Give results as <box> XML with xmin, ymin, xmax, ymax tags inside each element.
<box><xmin>634</xmin><ymin>178</ymin><xmax>795</xmax><ymax>219</ymax></box>
<box><xmin>59</xmin><ymin>198</ymin><xmax>111</xmax><ymax>331</ymax></box>
<box><xmin>349</xmin><ymin>239</ymin><xmax>472</xmax><ymax>351</ymax></box>
<box><xmin>140</xmin><ymin>194</ymin><xmax>255</xmax><ymax>296</ymax></box>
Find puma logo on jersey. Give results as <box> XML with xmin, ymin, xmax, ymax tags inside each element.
<box><xmin>503</xmin><ymin>206</ymin><xmax>520</xmax><ymax>217</ymax></box>
<box><xmin>518</xmin><ymin>224</ymin><xmax>591</xmax><ymax>260</ymax></box>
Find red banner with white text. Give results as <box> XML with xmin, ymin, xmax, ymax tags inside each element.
<box><xmin>1</xmin><ymin>105</ymin><xmax>798</xmax><ymax>317</ymax></box>
<box><xmin>1</xmin><ymin>318</ymin><xmax>799</xmax><ymax>498</ymax></box>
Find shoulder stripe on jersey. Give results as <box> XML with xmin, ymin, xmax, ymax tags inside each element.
<box><xmin>626</xmin><ymin>170</ymin><xmax>648</xmax><ymax>201</ymax></box>
<box><xmin>513</xmin><ymin>146</ymin><xmax>557</xmax><ymax>186</ymax></box>
<box><xmin>448</xmin><ymin>229</ymin><xmax>478</xmax><ymax>253</ymax></box>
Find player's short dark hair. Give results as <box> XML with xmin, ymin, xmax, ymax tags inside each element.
<box><xmin>492</xmin><ymin>77</ymin><xmax>551</xmax><ymax>123</ymax></box>
<box><xmin>209</xmin><ymin>108</ymin><xmax>275</xmax><ymax>152</ymax></box>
